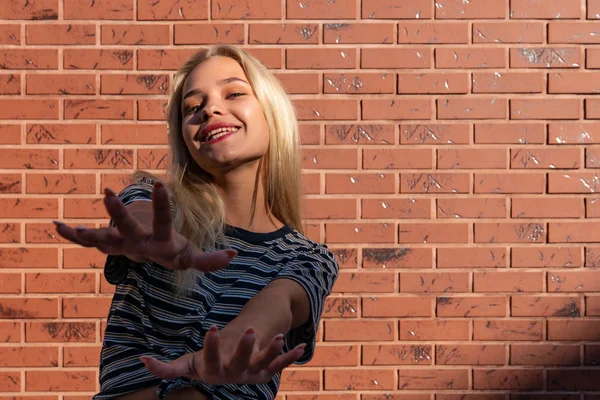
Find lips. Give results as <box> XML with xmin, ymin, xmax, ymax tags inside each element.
<box><xmin>197</xmin><ymin>122</ymin><xmax>241</xmax><ymax>143</ymax></box>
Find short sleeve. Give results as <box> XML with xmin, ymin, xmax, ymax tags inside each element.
<box><xmin>273</xmin><ymin>246</ymin><xmax>339</xmax><ymax>364</ymax></box>
<box><xmin>103</xmin><ymin>177</ymin><xmax>155</xmax><ymax>285</ymax></box>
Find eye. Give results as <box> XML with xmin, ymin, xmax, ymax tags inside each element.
<box><xmin>227</xmin><ymin>92</ymin><xmax>244</xmax><ymax>99</ymax></box>
<box><xmin>184</xmin><ymin>105</ymin><xmax>201</xmax><ymax>115</ymax></box>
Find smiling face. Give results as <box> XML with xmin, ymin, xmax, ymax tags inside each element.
<box><xmin>180</xmin><ymin>56</ymin><xmax>270</xmax><ymax>177</ymax></box>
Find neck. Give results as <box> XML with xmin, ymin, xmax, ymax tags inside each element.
<box><xmin>212</xmin><ymin>159</ymin><xmax>283</xmax><ymax>233</ymax></box>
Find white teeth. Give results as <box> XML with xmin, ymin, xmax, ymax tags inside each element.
<box><xmin>204</xmin><ymin>127</ymin><xmax>238</xmax><ymax>142</ymax></box>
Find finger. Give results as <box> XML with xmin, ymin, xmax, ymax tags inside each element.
<box><xmin>266</xmin><ymin>343</ymin><xmax>306</xmax><ymax>375</ymax></box>
<box><xmin>53</xmin><ymin>222</ymin><xmax>97</xmax><ymax>248</ymax></box>
<box><xmin>203</xmin><ymin>326</ymin><xmax>221</xmax><ymax>376</ymax></box>
<box><xmin>151</xmin><ymin>181</ymin><xmax>172</xmax><ymax>242</ymax></box>
<box><xmin>141</xmin><ymin>354</ymin><xmax>194</xmax><ymax>380</ymax></box>
<box><xmin>103</xmin><ymin>187</ymin><xmax>146</xmax><ymax>238</ymax></box>
<box><xmin>225</xmin><ymin>328</ymin><xmax>255</xmax><ymax>376</ymax></box>
<box><xmin>76</xmin><ymin>227</ymin><xmax>125</xmax><ymax>250</ymax></box>
<box><xmin>174</xmin><ymin>245</ymin><xmax>237</xmax><ymax>272</ymax></box>
<box><xmin>249</xmin><ymin>334</ymin><xmax>285</xmax><ymax>373</ymax></box>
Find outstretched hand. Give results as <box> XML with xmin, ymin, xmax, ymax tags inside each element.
<box><xmin>53</xmin><ymin>181</ymin><xmax>236</xmax><ymax>272</ymax></box>
<box><xmin>141</xmin><ymin>326</ymin><xmax>306</xmax><ymax>385</ymax></box>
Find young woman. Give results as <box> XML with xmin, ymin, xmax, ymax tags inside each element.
<box><xmin>54</xmin><ymin>45</ymin><xmax>339</xmax><ymax>400</ymax></box>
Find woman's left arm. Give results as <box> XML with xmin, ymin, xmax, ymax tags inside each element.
<box><xmin>218</xmin><ymin>279</ymin><xmax>310</xmax><ymax>350</ymax></box>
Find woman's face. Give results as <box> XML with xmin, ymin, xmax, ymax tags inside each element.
<box><xmin>180</xmin><ymin>56</ymin><xmax>270</xmax><ymax>177</ymax></box>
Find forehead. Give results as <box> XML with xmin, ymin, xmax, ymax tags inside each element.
<box><xmin>182</xmin><ymin>56</ymin><xmax>247</xmax><ymax>92</ymax></box>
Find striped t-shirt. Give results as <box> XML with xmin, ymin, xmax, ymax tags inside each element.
<box><xmin>94</xmin><ymin>178</ymin><xmax>339</xmax><ymax>400</ymax></box>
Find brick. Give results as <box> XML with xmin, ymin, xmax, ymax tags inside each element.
<box><xmin>0</xmin><ymin>24</ymin><xmax>20</xmax><ymax>45</ymax></box>
<box><xmin>324</xmin><ymin>23</ymin><xmax>393</xmax><ymax>44</ymax></box>
<box><xmin>511</xmin><ymin>148</ymin><xmax>580</xmax><ymax>169</ymax></box>
<box><xmin>0</xmin><ymin>248</ymin><xmax>57</xmax><ymax>269</ymax></box>
<box><xmin>474</xmin><ymin>271</ymin><xmax>543</xmax><ymax>292</ymax></box>
<box><xmin>0</xmin><ymin>198</ymin><xmax>58</xmax><ymax>219</ymax></box>
<box><xmin>299</xmin><ymin>125</ymin><xmax>320</xmax><ymax>145</ymax></box>
<box><xmin>325</xmin><ymin>369</ymin><xmax>395</xmax><ymax>390</ymax></box>
<box><xmin>399</xmin><ymin>223</ymin><xmax>469</xmax><ymax>244</ymax></box>
<box><xmin>475</xmin><ymin>173</ymin><xmax>545</xmax><ymax>194</ymax></box>
<box><xmin>548</xmin><ymin>172</ymin><xmax>600</xmax><ymax>193</ymax></box>
<box><xmin>362</xmin><ymin>248</ymin><xmax>433</xmax><ymax>269</ymax></box>
<box><xmin>362</xmin><ymin>0</ymin><xmax>432</xmax><ymax>19</ymax></box>
<box><xmin>398</xmin><ymin>72</ymin><xmax>469</xmax><ymax>94</ymax></box>
<box><xmin>332</xmin><ymin>272</ymin><xmax>395</xmax><ymax>293</ymax></box>
<box><xmin>325</xmin><ymin>124</ymin><xmax>395</xmax><ymax>145</ymax></box>
<box><xmin>63</xmin><ymin>0</ymin><xmax>133</xmax><ymax>20</ymax></box>
<box><xmin>438</xmin><ymin>247</ymin><xmax>507</xmax><ymax>268</ymax></box>
<box><xmin>138</xmin><ymin>99</ymin><xmax>168</xmax><ymax>120</ymax></box>
<box><xmin>0</xmin><ymin>372</ymin><xmax>20</xmax><ymax>391</ymax></box>
<box><xmin>25</xmin><ymin>370</ymin><xmax>96</xmax><ymax>391</ymax></box>
<box><xmin>0</xmin><ymin>298</ymin><xmax>58</xmax><ymax>318</ymax></box>
<box><xmin>549</xmin><ymin>222</ymin><xmax>600</xmax><ymax>243</ymax></box>
<box><xmin>512</xmin><ymin>197</ymin><xmax>583</xmax><ymax>218</ymax></box>
<box><xmin>437</xmin><ymin>198</ymin><xmax>506</xmax><ymax>218</ymax></box>
<box><xmin>550</xmin><ymin>72</ymin><xmax>600</xmax><ymax>94</ymax></box>
<box><xmin>587</xmin><ymin>197</ymin><xmax>600</xmax><ymax>217</ymax></box>
<box><xmin>322</xmin><ymin>297</ymin><xmax>358</xmax><ymax>318</ymax></box>
<box><xmin>101</xmin><ymin>74</ymin><xmax>169</xmax><ymax>95</ymax></box>
<box><xmin>138</xmin><ymin>148</ymin><xmax>168</xmax><ymax>170</ymax></box>
<box><xmin>64</xmin><ymin>49</ymin><xmax>133</xmax><ymax>70</ymax></box>
<box><xmin>137</xmin><ymin>49</ymin><xmax>196</xmax><ymax>70</ymax></box>
<box><xmin>398</xmin><ymin>22</ymin><xmax>469</xmax><ymax>44</ymax></box>
<box><xmin>549</xmin><ymin>369</ymin><xmax>600</xmax><ymax>391</ymax></box>
<box><xmin>101</xmin><ymin>24</ymin><xmax>170</xmax><ymax>45</ymax></box>
<box><xmin>587</xmin><ymin>148</ymin><xmax>600</xmax><ymax>168</ymax></box>
<box><xmin>324</xmin><ymin>320</ymin><xmax>394</xmax><ymax>341</ymax></box>
<box><xmin>436</xmin><ymin>344</ymin><xmax>506</xmax><ymax>365</ymax></box>
<box><xmin>0</xmin><ymin>174</ymin><xmax>21</xmax><ymax>194</ymax></box>
<box><xmin>435</xmin><ymin>0</ymin><xmax>505</xmax><ymax>19</ymax></box>
<box><xmin>294</xmin><ymin>99</ymin><xmax>357</xmax><ymax>120</ymax></box>
<box><xmin>361</xmin><ymin>48</ymin><xmax>431</xmax><ymax>69</ymax></box>
<box><xmin>473</xmin><ymin>22</ymin><xmax>544</xmax><ymax>43</ymax></box>
<box><xmin>26</xmin><ymin>24</ymin><xmax>95</xmax><ymax>45</ymax></box>
<box><xmin>512</xmin><ymin>344</ymin><xmax>580</xmax><ymax>366</ymax></box>
<box><xmin>174</xmin><ymin>24</ymin><xmax>244</xmax><ymax>45</ymax></box>
<box><xmin>473</xmin><ymin>72</ymin><xmax>544</xmax><ymax>93</ymax></box>
<box><xmin>1</xmin><ymin>0</ymin><xmax>58</xmax><ymax>20</ymax></box>
<box><xmin>26</xmin><ymin>173</ymin><xmax>95</xmax><ymax>194</ymax></box>
<box><xmin>63</xmin><ymin>247</ymin><xmax>107</xmax><ymax>269</ymax></box>
<box><xmin>437</xmin><ymin>296</ymin><xmax>507</xmax><ymax>317</ymax></box>
<box><xmin>510</xmin><ymin>47</ymin><xmax>581</xmax><ymax>68</ymax></box>
<box><xmin>301</xmin><ymin>173</ymin><xmax>320</xmax><ymax>194</ymax></box>
<box><xmin>589</xmin><ymin>48</ymin><xmax>600</xmax><ymax>68</ymax></box>
<box><xmin>0</xmin><ymin>273</ymin><xmax>21</xmax><ymax>292</ymax></box>
<box><xmin>26</xmin><ymin>322</ymin><xmax>96</xmax><ymax>343</ymax></box>
<box><xmin>244</xmin><ymin>48</ymin><xmax>282</xmax><ymax>69</ymax></box>
<box><xmin>280</xmin><ymin>370</ymin><xmax>320</xmax><ymax>391</ymax></box>
<box><xmin>213</xmin><ymin>0</ymin><xmax>281</xmax><ymax>19</ymax></box>
<box><xmin>549</xmin><ymin>320</ymin><xmax>600</xmax><ymax>340</ymax></box>
<box><xmin>475</xmin><ymin>222</ymin><xmax>546</xmax><ymax>243</ymax></box>
<box><xmin>552</xmin><ymin>23</ymin><xmax>600</xmax><ymax>45</ymax></box>
<box><xmin>362</xmin><ymin>296</ymin><xmax>433</xmax><ymax>317</ymax></box>
<box><xmin>401</xmin><ymin>272</ymin><xmax>470</xmax><ymax>293</ymax></box>
<box><xmin>514</xmin><ymin>247</ymin><xmax>582</xmax><ymax>268</ymax></box>
<box><xmin>474</xmin><ymin>319</ymin><xmax>543</xmax><ymax>341</ymax></box>
<box><xmin>436</xmin><ymin>48</ymin><xmax>506</xmax><ymax>69</ymax></box>
<box><xmin>587</xmin><ymin>98</ymin><xmax>600</xmax><ymax>119</ymax></box>
<box><xmin>401</xmin><ymin>124</ymin><xmax>470</xmax><ymax>145</ymax></box>
<box><xmin>587</xmin><ymin>296</ymin><xmax>600</xmax><ymax>315</ymax></box>
<box><xmin>548</xmin><ymin>271</ymin><xmax>600</xmax><ymax>292</ymax></box>
<box><xmin>138</xmin><ymin>0</ymin><xmax>208</xmax><ymax>20</ymax></box>
<box><xmin>402</xmin><ymin>173</ymin><xmax>470</xmax><ymax>194</ymax></box>
<box><xmin>251</xmin><ymin>23</ymin><xmax>318</xmax><ymax>44</ymax></box>
<box><xmin>302</xmin><ymin>198</ymin><xmax>356</xmax><ymax>219</ymax></box>
<box><xmin>65</xmin><ymin>99</ymin><xmax>133</xmax><ymax>120</ymax></box>
<box><xmin>361</xmin><ymin>198</ymin><xmax>431</xmax><ymax>219</ymax></box>
<box><xmin>63</xmin><ymin>345</ymin><xmax>101</xmax><ymax>367</ymax></box>
<box><xmin>26</xmin><ymin>74</ymin><xmax>95</xmax><ymax>95</ymax></box>
<box><xmin>0</xmin><ymin>149</ymin><xmax>59</xmax><ymax>169</ymax></box>
<box><xmin>0</xmin><ymin>346</ymin><xmax>58</xmax><ymax>367</ymax></box>
<box><xmin>363</xmin><ymin>344</ymin><xmax>433</xmax><ymax>365</ymax></box>
<box><xmin>511</xmin><ymin>0</ymin><xmax>582</xmax><ymax>19</ymax></box>
<box><xmin>302</xmin><ymin>149</ymin><xmax>357</xmax><ymax>169</ymax></box>
<box><xmin>63</xmin><ymin>297</ymin><xmax>111</xmax><ymax>318</ymax></box>
<box><xmin>474</xmin><ymin>369</ymin><xmax>543</xmax><ymax>390</ymax></box>
<box><xmin>324</xmin><ymin>73</ymin><xmax>395</xmax><ymax>95</ymax></box>
<box><xmin>0</xmin><ymin>99</ymin><xmax>58</xmax><ymax>120</ymax></box>
<box><xmin>363</xmin><ymin>149</ymin><xmax>432</xmax><ymax>169</ymax></box>
<box><xmin>325</xmin><ymin>223</ymin><xmax>395</xmax><ymax>244</ymax></box>
<box><xmin>362</xmin><ymin>99</ymin><xmax>432</xmax><ymax>120</ymax></box>
<box><xmin>438</xmin><ymin>148</ymin><xmax>507</xmax><ymax>169</ymax></box>
<box><xmin>287</xmin><ymin>48</ymin><xmax>356</xmax><ymax>69</ymax></box>
<box><xmin>101</xmin><ymin>123</ymin><xmax>167</xmax><ymax>145</ymax></box>
<box><xmin>399</xmin><ymin>369</ymin><xmax>469</xmax><ymax>390</ymax></box>
<box><xmin>325</xmin><ymin>173</ymin><xmax>395</xmax><ymax>194</ymax></box>
<box><xmin>475</xmin><ymin>123</ymin><xmax>545</xmax><ymax>145</ymax></box>
<box><xmin>0</xmin><ymin>49</ymin><xmax>58</xmax><ymax>69</ymax></box>
<box><xmin>64</xmin><ymin>148</ymin><xmax>134</xmax><ymax>169</ymax></box>
<box><xmin>400</xmin><ymin>320</ymin><xmax>470</xmax><ymax>340</ymax></box>
<box><xmin>0</xmin><ymin>74</ymin><xmax>20</xmax><ymax>95</ymax></box>
<box><xmin>438</xmin><ymin>98</ymin><xmax>507</xmax><ymax>119</ymax></box>
<box><xmin>25</xmin><ymin>273</ymin><xmax>94</xmax><ymax>293</ymax></box>
<box><xmin>512</xmin><ymin>296</ymin><xmax>582</xmax><ymax>317</ymax></box>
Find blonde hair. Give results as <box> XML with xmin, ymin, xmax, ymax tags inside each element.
<box><xmin>133</xmin><ymin>45</ymin><xmax>303</xmax><ymax>291</ymax></box>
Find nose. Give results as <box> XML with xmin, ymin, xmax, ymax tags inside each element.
<box><xmin>200</xmin><ymin>96</ymin><xmax>226</xmax><ymax>122</ymax></box>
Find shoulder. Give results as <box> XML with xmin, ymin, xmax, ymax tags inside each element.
<box><xmin>284</xmin><ymin>230</ymin><xmax>339</xmax><ymax>274</ymax></box>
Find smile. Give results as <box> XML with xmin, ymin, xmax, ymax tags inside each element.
<box><xmin>202</xmin><ymin>127</ymin><xmax>239</xmax><ymax>143</ymax></box>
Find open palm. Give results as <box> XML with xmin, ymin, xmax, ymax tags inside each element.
<box><xmin>54</xmin><ymin>181</ymin><xmax>236</xmax><ymax>272</ymax></box>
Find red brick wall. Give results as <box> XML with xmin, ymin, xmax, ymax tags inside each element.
<box><xmin>1</xmin><ymin>0</ymin><xmax>600</xmax><ymax>398</ymax></box>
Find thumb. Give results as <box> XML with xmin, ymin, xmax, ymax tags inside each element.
<box><xmin>141</xmin><ymin>354</ymin><xmax>194</xmax><ymax>380</ymax></box>
<box><xmin>190</xmin><ymin>249</ymin><xmax>238</xmax><ymax>272</ymax></box>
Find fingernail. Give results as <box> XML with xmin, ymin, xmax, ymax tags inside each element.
<box><xmin>52</xmin><ymin>220</ymin><xmax>64</xmax><ymax>226</ymax></box>
<box><xmin>275</xmin><ymin>333</ymin><xmax>284</xmax><ymax>341</ymax></box>
<box><xmin>155</xmin><ymin>181</ymin><xmax>164</xmax><ymax>189</ymax></box>
<box><xmin>104</xmin><ymin>187</ymin><xmax>116</xmax><ymax>196</ymax></box>
<box><xmin>225</xmin><ymin>249</ymin><xmax>237</xmax><ymax>259</ymax></box>
<box><xmin>75</xmin><ymin>226</ymin><xmax>87</xmax><ymax>232</ymax></box>
<box><xmin>246</xmin><ymin>327</ymin><xmax>255</xmax><ymax>335</ymax></box>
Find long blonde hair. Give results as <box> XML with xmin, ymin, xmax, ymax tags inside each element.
<box><xmin>133</xmin><ymin>45</ymin><xmax>303</xmax><ymax>290</ymax></box>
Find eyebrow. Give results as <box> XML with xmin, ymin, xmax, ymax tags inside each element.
<box><xmin>182</xmin><ymin>77</ymin><xmax>249</xmax><ymax>101</ymax></box>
